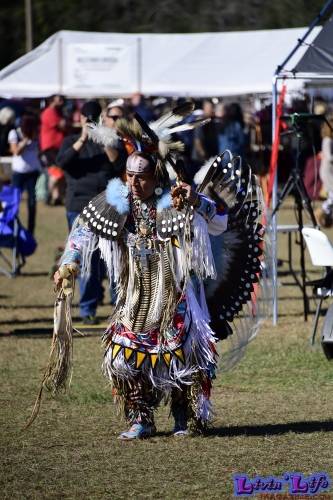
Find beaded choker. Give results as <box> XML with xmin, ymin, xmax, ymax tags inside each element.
<box><xmin>132</xmin><ymin>197</ymin><xmax>157</xmax><ymax>238</ymax></box>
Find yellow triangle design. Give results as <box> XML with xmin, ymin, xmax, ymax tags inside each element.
<box><xmin>150</xmin><ymin>353</ymin><xmax>158</xmax><ymax>369</ymax></box>
<box><xmin>136</xmin><ymin>351</ymin><xmax>147</xmax><ymax>369</ymax></box>
<box><xmin>171</xmin><ymin>236</ymin><xmax>180</xmax><ymax>248</ymax></box>
<box><xmin>124</xmin><ymin>347</ymin><xmax>133</xmax><ymax>361</ymax></box>
<box><xmin>112</xmin><ymin>344</ymin><xmax>122</xmax><ymax>360</ymax></box>
<box><xmin>174</xmin><ymin>348</ymin><xmax>185</xmax><ymax>364</ymax></box>
<box><xmin>163</xmin><ymin>352</ymin><xmax>171</xmax><ymax>367</ymax></box>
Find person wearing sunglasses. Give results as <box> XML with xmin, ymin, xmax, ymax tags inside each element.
<box><xmin>104</xmin><ymin>104</ymin><xmax>124</xmax><ymax>128</ymax></box>
<box><xmin>56</xmin><ymin>100</ymin><xmax>127</xmax><ymax>325</ymax></box>
<box><xmin>102</xmin><ymin>104</ymin><xmax>127</xmax><ymax>165</ymax></box>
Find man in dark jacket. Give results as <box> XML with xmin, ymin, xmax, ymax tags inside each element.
<box><xmin>57</xmin><ymin>100</ymin><xmax>126</xmax><ymax>324</ymax></box>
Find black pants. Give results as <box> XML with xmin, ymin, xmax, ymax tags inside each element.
<box><xmin>12</xmin><ymin>171</ymin><xmax>39</xmax><ymax>235</ymax></box>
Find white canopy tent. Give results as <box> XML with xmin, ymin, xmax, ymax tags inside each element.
<box><xmin>0</xmin><ymin>28</ymin><xmax>321</xmax><ymax>98</ymax></box>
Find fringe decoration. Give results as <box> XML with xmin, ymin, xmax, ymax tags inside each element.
<box><xmin>103</xmin><ymin>344</ymin><xmax>195</xmax><ymax>392</ymax></box>
<box><xmin>185</xmin><ymin>281</ymin><xmax>217</xmax><ymax>370</ymax></box>
<box><xmin>111</xmin><ymin>241</ymin><xmax>123</xmax><ymax>284</ymax></box>
<box><xmin>25</xmin><ymin>274</ymin><xmax>75</xmax><ymax>428</ymax></box>
<box><xmin>103</xmin><ymin>278</ymin><xmax>217</xmax><ymax>394</ymax></box>
<box><xmin>191</xmin><ymin>213</ymin><xmax>217</xmax><ymax>279</ymax></box>
<box><xmin>188</xmin><ymin>377</ymin><xmax>214</xmax><ymax>429</ymax></box>
<box><xmin>172</xmin><ymin>238</ymin><xmax>189</xmax><ymax>286</ymax></box>
<box><xmin>60</xmin><ymin>218</ymin><xmax>98</xmax><ymax>280</ymax></box>
<box><xmin>80</xmin><ymin>232</ymin><xmax>99</xmax><ymax>279</ymax></box>
<box><xmin>111</xmin><ymin>242</ymin><xmax>130</xmax><ymax>313</ymax></box>
<box><xmin>199</xmin><ymin>280</ymin><xmax>210</xmax><ymax>323</ymax></box>
<box><xmin>99</xmin><ymin>237</ymin><xmax>125</xmax><ymax>288</ymax></box>
<box><xmin>196</xmin><ymin>393</ymin><xmax>213</xmax><ymax>423</ymax></box>
<box><xmin>98</xmin><ymin>237</ymin><xmax>113</xmax><ymax>282</ymax></box>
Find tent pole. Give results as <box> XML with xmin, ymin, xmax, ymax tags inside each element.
<box><xmin>25</xmin><ymin>0</ymin><xmax>33</xmax><ymax>52</ymax></box>
<box><xmin>137</xmin><ymin>37</ymin><xmax>142</xmax><ymax>94</ymax></box>
<box><xmin>276</xmin><ymin>0</ymin><xmax>333</xmax><ymax>74</ymax></box>
<box><xmin>272</xmin><ymin>75</ymin><xmax>278</xmax><ymax>325</ymax></box>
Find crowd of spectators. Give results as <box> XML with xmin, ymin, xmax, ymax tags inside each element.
<box><xmin>0</xmin><ymin>94</ymin><xmax>266</xmax><ymax>223</ymax></box>
<box><xmin>1</xmin><ymin>92</ymin><xmax>333</xmax><ymax>321</ymax></box>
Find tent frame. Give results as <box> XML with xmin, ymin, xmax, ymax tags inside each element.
<box><xmin>271</xmin><ymin>0</ymin><xmax>333</xmax><ymax>324</ymax></box>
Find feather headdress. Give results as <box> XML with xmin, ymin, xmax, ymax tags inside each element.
<box><xmin>86</xmin><ymin>101</ymin><xmax>209</xmax><ymax>180</ymax></box>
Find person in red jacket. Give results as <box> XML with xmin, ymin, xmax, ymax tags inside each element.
<box><xmin>40</xmin><ymin>95</ymin><xmax>66</xmax><ymax>153</ymax></box>
<box><xmin>39</xmin><ymin>95</ymin><xmax>67</xmax><ymax>205</ymax></box>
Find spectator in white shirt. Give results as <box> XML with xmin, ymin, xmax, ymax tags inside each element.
<box><xmin>8</xmin><ymin>114</ymin><xmax>41</xmax><ymax>235</ymax></box>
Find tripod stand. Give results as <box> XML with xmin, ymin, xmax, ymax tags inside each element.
<box><xmin>272</xmin><ymin>114</ymin><xmax>319</xmax><ymax>321</ymax></box>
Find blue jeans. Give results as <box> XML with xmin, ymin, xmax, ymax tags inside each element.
<box><xmin>12</xmin><ymin>171</ymin><xmax>39</xmax><ymax>235</ymax></box>
<box><xmin>67</xmin><ymin>211</ymin><xmax>105</xmax><ymax>318</ymax></box>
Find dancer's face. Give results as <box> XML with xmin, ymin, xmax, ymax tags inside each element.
<box><xmin>127</xmin><ymin>170</ymin><xmax>156</xmax><ymax>201</ymax></box>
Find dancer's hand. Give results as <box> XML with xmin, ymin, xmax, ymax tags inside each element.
<box><xmin>53</xmin><ymin>264</ymin><xmax>78</xmax><ymax>290</ymax></box>
<box><xmin>53</xmin><ymin>269</ymin><xmax>62</xmax><ymax>287</ymax></box>
<box><xmin>171</xmin><ymin>182</ymin><xmax>199</xmax><ymax>210</ymax></box>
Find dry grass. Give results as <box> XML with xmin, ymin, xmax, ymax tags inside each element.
<box><xmin>1</xmin><ymin>199</ymin><xmax>333</xmax><ymax>499</ymax></box>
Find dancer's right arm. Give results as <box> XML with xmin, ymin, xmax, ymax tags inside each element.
<box><xmin>54</xmin><ymin>224</ymin><xmax>95</xmax><ymax>285</ymax></box>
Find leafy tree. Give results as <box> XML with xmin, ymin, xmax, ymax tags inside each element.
<box><xmin>0</xmin><ymin>0</ymin><xmax>330</xmax><ymax>70</ymax></box>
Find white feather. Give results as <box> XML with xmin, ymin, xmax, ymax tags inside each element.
<box><xmin>150</xmin><ymin>111</ymin><xmax>186</xmax><ymax>134</ymax></box>
<box><xmin>168</xmin><ymin>118</ymin><xmax>210</xmax><ymax>134</ymax></box>
<box><xmin>166</xmin><ymin>163</ymin><xmax>177</xmax><ymax>181</ymax></box>
<box><xmin>193</xmin><ymin>158</ymin><xmax>216</xmax><ymax>186</ymax></box>
<box><xmin>86</xmin><ymin>123</ymin><xmax>120</xmax><ymax>148</ymax></box>
<box><xmin>152</xmin><ymin>118</ymin><xmax>211</xmax><ymax>143</ymax></box>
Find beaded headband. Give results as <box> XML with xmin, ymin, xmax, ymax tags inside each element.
<box><xmin>126</xmin><ymin>154</ymin><xmax>152</xmax><ymax>174</ymax></box>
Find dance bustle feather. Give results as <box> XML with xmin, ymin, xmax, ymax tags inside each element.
<box><xmin>25</xmin><ymin>265</ymin><xmax>77</xmax><ymax>427</ymax></box>
<box><xmin>195</xmin><ymin>151</ymin><xmax>267</xmax><ymax>370</ymax></box>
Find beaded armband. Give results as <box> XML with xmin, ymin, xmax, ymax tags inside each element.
<box><xmin>195</xmin><ymin>194</ymin><xmax>217</xmax><ymax>221</ymax></box>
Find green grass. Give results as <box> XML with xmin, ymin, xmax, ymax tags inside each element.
<box><xmin>1</xmin><ymin>199</ymin><xmax>333</xmax><ymax>499</ymax></box>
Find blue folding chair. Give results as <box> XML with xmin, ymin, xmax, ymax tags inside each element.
<box><xmin>0</xmin><ymin>185</ymin><xmax>36</xmax><ymax>277</ymax></box>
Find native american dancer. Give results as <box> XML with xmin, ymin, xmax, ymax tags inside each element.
<box><xmin>30</xmin><ymin>103</ymin><xmax>265</xmax><ymax>438</ymax></box>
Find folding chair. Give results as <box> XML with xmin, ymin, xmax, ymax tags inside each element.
<box><xmin>301</xmin><ymin>227</ymin><xmax>333</xmax><ymax>346</ymax></box>
<box><xmin>0</xmin><ymin>185</ymin><xmax>25</xmax><ymax>277</ymax></box>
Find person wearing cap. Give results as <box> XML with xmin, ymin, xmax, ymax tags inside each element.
<box><xmin>103</xmin><ymin>101</ymin><xmax>124</xmax><ymax>129</ymax></box>
<box><xmin>56</xmin><ymin>100</ymin><xmax>127</xmax><ymax>324</ymax></box>
<box><xmin>102</xmin><ymin>103</ymin><xmax>127</xmax><ymax>165</ymax></box>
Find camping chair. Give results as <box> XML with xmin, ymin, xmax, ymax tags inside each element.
<box><xmin>301</xmin><ymin>227</ymin><xmax>333</xmax><ymax>346</ymax></box>
<box><xmin>0</xmin><ymin>185</ymin><xmax>25</xmax><ymax>277</ymax></box>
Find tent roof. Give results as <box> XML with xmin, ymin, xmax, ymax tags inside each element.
<box><xmin>0</xmin><ymin>28</ymin><xmax>322</xmax><ymax>98</ymax></box>
<box><xmin>293</xmin><ymin>16</ymin><xmax>333</xmax><ymax>75</ymax></box>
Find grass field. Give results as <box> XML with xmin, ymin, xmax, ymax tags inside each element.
<box><xmin>1</xmin><ymin>199</ymin><xmax>333</xmax><ymax>499</ymax></box>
